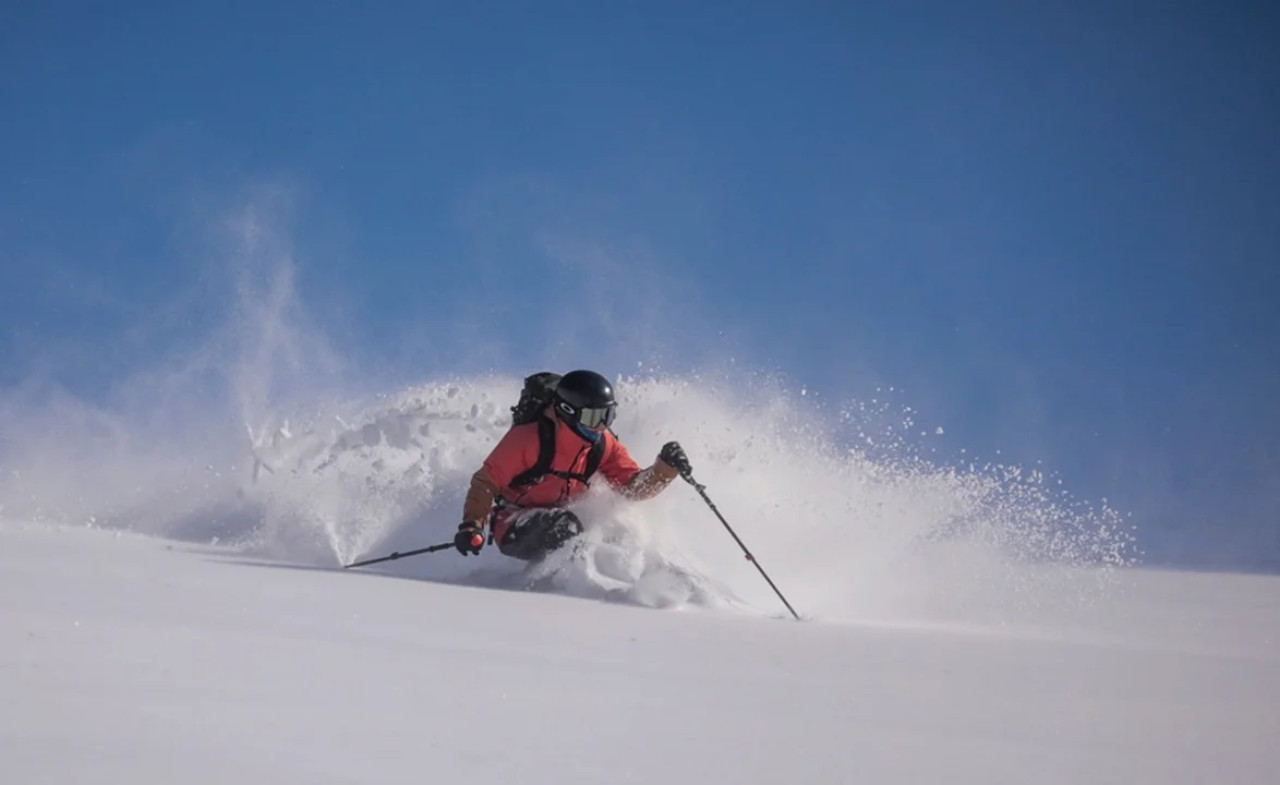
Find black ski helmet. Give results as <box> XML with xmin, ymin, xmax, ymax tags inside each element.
<box><xmin>554</xmin><ymin>370</ymin><xmax>617</xmax><ymax>428</ymax></box>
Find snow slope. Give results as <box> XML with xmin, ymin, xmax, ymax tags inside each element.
<box><xmin>2</xmin><ymin>374</ymin><xmax>1272</xmax><ymax>782</ymax></box>
<box><xmin>3</xmin><ymin>522</ymin><xmax>1277</xmax><ymax>785</ymax></box>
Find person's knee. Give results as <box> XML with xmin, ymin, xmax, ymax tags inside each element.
<box><xmin>496</xmin><ymin>509</ymin><xmax>569</xmax><ymax>554</ymax></box>
<box><xmin>543</xmin><ymin>510</ymin><xmax>583</xmax><ymax>549</ymax></box>
<box><xmin>552</xmin><ymin>510</ymin><xmax>583</xmax><ymax>535</ymax></box>
<box><xmin>498</xmin><ymin>509</ymin><xmax>582</xmax><ymax>560</ymax></box>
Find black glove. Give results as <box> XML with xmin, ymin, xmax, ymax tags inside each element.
<box><xmin>454</xmin><ymin>522</ymin><xmax>485</xmax><ymax>556</ymax></box>
<box><xmin>658</xmin><ymin>441</ymin><xmax>692</xmax><ymax>476</ymax></box>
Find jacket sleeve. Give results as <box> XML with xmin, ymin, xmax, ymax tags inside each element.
<box><xmin>462</xmin><ymin>425</ymin><xmax>537</xmax><ymax>527</ymax></box>
<box><xmin>462</xmin><ymin>469</ymin><xmax>501</xmax><ymax>527</ymax></box>
<box><xmin>600</xmin><ymin>437</ymin><xmax>680</xmax><ymax>500</ymax></box>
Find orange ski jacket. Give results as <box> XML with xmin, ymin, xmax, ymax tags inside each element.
<box><xmin>462</xmin><ymin>412</ymin><xmax>679</xmax><ymax>544</ymax></box>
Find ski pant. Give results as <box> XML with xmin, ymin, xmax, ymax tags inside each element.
<box><xmin>495</xmin><ymin>508</ymin><xmax>584</xmax><ymax>561</ymax></box>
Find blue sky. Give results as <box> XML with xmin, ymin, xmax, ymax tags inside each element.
<box><xmin>2</xmin><ymin>1</ymin><xmax>1278</xmax><ymax>569</ymax></box>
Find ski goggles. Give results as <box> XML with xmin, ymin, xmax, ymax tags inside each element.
<box><xmin>576</xmin><ymin>403</ymin><xmax>616</xmax><ymax>429</ymax></box>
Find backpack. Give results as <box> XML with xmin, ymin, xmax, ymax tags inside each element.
<box><xmin>510</xmin><ymin>372</ymin><xmax>561</xmax><ymax>426</ymax></box>
<box><xmin>508</xmin><ymin>372</ymin><xmax>605</xmax><ymax>489</ymax></box>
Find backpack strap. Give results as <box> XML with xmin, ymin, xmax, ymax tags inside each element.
<box><xmin>583</xmin><ymin>437</ymin><xmax>605</xmax><ymax>480</ymax></box>
<box><xmin>510</xmin><ymin>418</ymin><xmax>556</xmax><ymax>489</ymax></box>
<box><xmin>509</xmin><ymin>417</ymin><xmax>606</xmax><ymax>489</ymax></box>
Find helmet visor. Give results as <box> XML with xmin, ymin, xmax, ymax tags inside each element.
<box><xmin>577</xmin><ymin>403</ymin><xmax>616</xmax><ymax>429</ymax></box>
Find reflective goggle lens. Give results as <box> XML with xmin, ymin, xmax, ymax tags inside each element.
<box><xmin>578</xmin><ymin>404</ymin><xmax>616</xmax><ymax>429</ymax></box>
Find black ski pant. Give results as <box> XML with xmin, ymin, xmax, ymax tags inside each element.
<box><xmin>497</xmin><ymin>509</ymin><xmax>584</xmax><ymax>561</ymax></box>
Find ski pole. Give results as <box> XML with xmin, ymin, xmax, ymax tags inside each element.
<box><xmin>680</xmin><ymin>471</ymin><xmax>801</xmax><ymax>620</ymax></box>
<box><xmin>343</xmin><ymin>541</ymin><xmax>456</xmax><ymax>569</ymax></box>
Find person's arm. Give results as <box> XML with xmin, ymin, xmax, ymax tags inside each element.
<box><xmin>461</xmin><ymin>425</ymin><xmax>536</xmax><ymax>529</ymax></box>
<box><xmin>462</xmin><ymin>469</ymin><xmax>501</xmax><ymax>526</ymax></box>
<box><xmin>599</xmin><ymin>437</ymin><xmax>682</xmax><ymax>500</ymax></box>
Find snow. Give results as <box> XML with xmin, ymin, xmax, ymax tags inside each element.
<box><xmin>2</xmin><ymin>523</ymin><xmax>1277</xmax><ymax>784</ymax></box>
<box><xmin>1</xmin><ymin>375</ymin><xmax>1277</xmax><ymax>782</ymax></box>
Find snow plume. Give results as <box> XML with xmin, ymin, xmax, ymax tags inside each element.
<box><xmin>219</xmin><ymin>371</ymin><xmax>1135</xmax><ymax>622</ymax></box>
<box><xmin>0</xmin><ymin>195</ymin><xmax>1135</xmax><ymax>624</ymax></box>
<box><xmin>0</xmin><ymin>356</ymin><xmax>1135</xmax><ymax>623</ymax></box>
<box><xmin>0</xmin><ymin>188</ymin><xmax>344</xmax><ymax>547</ymax></box>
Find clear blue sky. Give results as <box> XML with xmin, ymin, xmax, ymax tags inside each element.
<box><xmin>3</xmin><ymin>1</ymin><xmax>1277</xmax><ymax>569</ymax></box>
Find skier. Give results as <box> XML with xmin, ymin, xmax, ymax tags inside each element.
<box><xmin>456</xmin><ymin>370</ymin><xmax>692</xmax><ymax>560</ymax></box>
